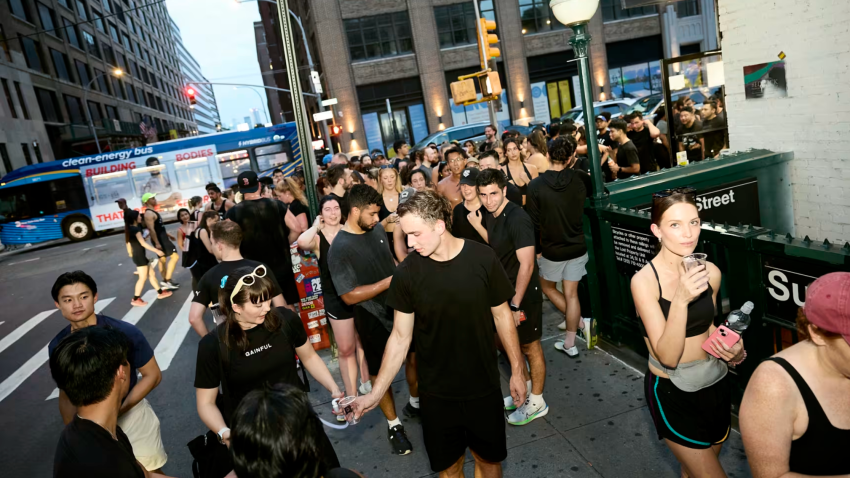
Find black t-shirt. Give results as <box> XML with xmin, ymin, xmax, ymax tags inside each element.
<box><xmin>194</xmin><ymin>258</ymin><xmax>283</xmax><ymax>310</ymax></box>
<box><xmin>505</xmin><ymin>182</ymin><xmax>523</xmax><ymax>206</ymax></box>
<box><xmin>452</xmin><ymin>202</ymin><xmax>488</xmax><ymax>244</ymax></box>
<box><xmin>194</xmin><ymin>307</ymin><xmax>308</xmax><ymax>410</ymax></box>
<box><xmin>485</xmin><ymin>201</ymin><xmax>542</xmax><ymax>307</ymax></box>
<box><xmin>597</xmin><ymin>130</ymin><xmax>616</xmax><ymax>181</ymax></box>
<box><xmin>127</xmin><ymin>225</ymin><xmax>146</xmax><ymax>258</ymax></box>
<box><xmin>702</xmin><ymin>116</ymin><xmax>726</xmax><ymax>158</ymax></box>
<box><xmin>386</xmin><ymin>241</ymin><xmax>514</xmax><ymax>399</ymax></box>
<box><xmin>677</xmin><ymin>119</ymin><xmax>703</xmax><ymax>162</ymax></box>
<box><xmin>54</xmin><ymin>416</ymin><xmax>144</xmax><ymax>478</ymax></box>
<box><xmin>615</xmin><ymin>141</ymin><xmax>640</xmax><ymax>179</ymax></box>
<box><xmin>627</xmin><ymin>127</ymin><xmax>658</xmax><ymax>173</ymax></box>
<box><xmin>288</xmin><ymin>200</ymin><xmax>309</xmax><ymax>220</ymax></box>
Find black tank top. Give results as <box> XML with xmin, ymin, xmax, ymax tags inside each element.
<box><xmin>505</xmin><ymin>162</ymin><xmax>532</xmax><ymax>196</ymax></box>
<box><xmin>214</xmin><ymin>200</ymin><xmax>227</xmax><ymax>220</ymax></box>
<box><xmin>768</xmin><ymin>357</ymin><xmax>850</xmax><ymax>476</ymax></box>
<box><xmin>638</xmin><ymin>261</ymin><xmax>715</xmax><ymax>338</ymax></box>
<box><xmin>318</xmin><ymin>230</ymin><xmax>342</xmax><ymax>300</ymax></box>
<box><xmin>193</xmin><ymin>228</ymin><xmax>218</xmax><ymax>269</ymax></box>
<box><xmin>149</xmin><ymin>209</ymin><xmax>166</xmax><ymax>237</ymax></box>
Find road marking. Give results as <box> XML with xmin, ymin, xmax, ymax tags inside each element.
<box><xmin>46</xmin><ymin>290</ymin><xmax>159</xmax><ymax>401</ymax></box>
<box><xmin>153</xmin><ymin>293</ymin><xmax>194</xmax><ymax>372</ymax></box>
<box><xmin>0</xmin><ymin>298</ymin><xmax>113</xmax><ymax>403</ymax></box>
<box><xmin>7</xmin><ymin>258</ymin><xmax>40</xmax><ymax>266</ymax></box>
<box><xmin>0</xmin><ymin>311</ymin><xmax>57</xmax><ymax>355</ymax></box>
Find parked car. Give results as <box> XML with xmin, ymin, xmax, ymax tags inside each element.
<box><xmin>411</xmin><ymin>122</ymin><xmax>489</xmax><ymax>151</ymax></box>
<box><xmin>624</xmin><ymin>87</ymin><xmax>722</xmax><ymax>120</ymax></box>
<box><xmin>559</xmin><ymin>99</ymin><xmax>636</xmax><ymax>126</ymax></box>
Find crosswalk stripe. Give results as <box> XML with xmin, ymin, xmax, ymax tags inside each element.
<box><xmin>46</xmin><ymin>291</ymin><xmax>159</xmax><ymax>401</ymax></box>
<box><xmin>0</xmin><ymin>298</ymin><xmax>114</xmax><ymax>403</ymax></box>
<box><xmin>153</xmin><ymin>292</ymin><xmax>194</xmax><ymax>372</ymax></box>
<box><xmin>0</xmin><ymin>311</ymin><xmax>57</xmax><ymax>356</ymax></box>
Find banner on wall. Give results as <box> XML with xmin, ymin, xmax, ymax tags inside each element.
<box><xmin>362</xmin><ymin>112</ymin><xmax>384</xmax><ymax>154</ymax></box>
<box><xmin>408</xmin><ymin>104</ymin><xmax>429</xmax><ymax>144</ymax></box>
<box><xmin>530</xmin><ymin>82</ymin><xmax>550</xmax><ymax>124</ymax></box>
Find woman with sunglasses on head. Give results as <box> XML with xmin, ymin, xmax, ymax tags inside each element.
<box><xmin>631</xmin><ymin>189</ymin><xmax>744</xmax><ymax>478</ymax></box>
<box><xmin>503</xmin><ymin>137</ymin><xmax>538</xmax><ymax>205</ymax></box>
<box><xmin>195</xmin><ymin>266</ymin><xmax>344</xmax><ymax>474</ymax></box>
<box><xmin>275</xmin><ymin>178</ymin><xmax>310</xmax><ymax>233</ymax></box>
<box><xmin>297</xmin><ymin>196</ymin><xmax>373</xmax><ymax>417</ymax></box>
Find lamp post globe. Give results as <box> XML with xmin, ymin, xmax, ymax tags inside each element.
<box><xmin>549</xmin><ymin>0</ymin><xmax>600</xmax><ymax>27</ymax></box>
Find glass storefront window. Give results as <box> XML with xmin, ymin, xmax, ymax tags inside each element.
<box><xmin>91</xmin><ymin>170</ymin><xmax>133</xmax><ymax>205</ymax></box>
<box><xmin>174</xmin><ymin>157</ymin><xmax>212</xmax><ymax>190</ymax></box>
<box><xmin>609</xmin><ymin>61</ymin><xmax>664</xmax><ymax>99</ymax></box>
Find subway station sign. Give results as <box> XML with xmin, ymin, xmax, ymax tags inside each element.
<box><xmin>639</xmin><ymin>177</ymin><xmax>761</xmax><ymax>226</ymax></box>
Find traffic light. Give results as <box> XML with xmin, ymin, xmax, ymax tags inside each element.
<box><xmin>330</xmin><ymin>125</ymin><xmax>343</xmax><ymax>137</ymax></box>
<box><xmin>186</xmin><ymin>87</ymin><xmax>197</xmax><ymax>107</ymax></box>
<box><xmin>477</xmin><ymin>19</ymin><xmax>500</xmax><ymax>68</ymax></box>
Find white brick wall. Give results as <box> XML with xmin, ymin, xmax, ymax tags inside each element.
<box><xmin>718</xmin><ymin>0</ymin><xmax>850</xmax><ymax>243</ymax></box>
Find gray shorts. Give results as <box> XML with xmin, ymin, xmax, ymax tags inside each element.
<box><xmin>538</xmin><ymin>253</ymin><xmax>589</xmax><ymax>282</ymax></box>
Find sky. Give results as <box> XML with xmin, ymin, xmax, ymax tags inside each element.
<box><xmin>166</xmin><ymin>0</ymin><xmax>269</xmax><ymax>128</ymax></box>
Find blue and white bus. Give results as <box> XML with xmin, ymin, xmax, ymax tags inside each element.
<box><xmin>0</xmin><ymin>123</ymin><xmax>303</xmax><ymax>245</ymax></box>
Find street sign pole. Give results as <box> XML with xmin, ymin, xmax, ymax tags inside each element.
<box><xmin>274</xmin><ymin>0</ymin><xmax>320</xmax><ymax>218</ymax></box>
<box><xmin>473</xmin><ymin>0</ymin><xmax>499</xmax><ymax>129</ymax></box>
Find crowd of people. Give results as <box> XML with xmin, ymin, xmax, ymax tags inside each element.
<box><xmin>45</xmin><ymin>109</ymin><xmax>848</xmax><ymax>478</ymax></box>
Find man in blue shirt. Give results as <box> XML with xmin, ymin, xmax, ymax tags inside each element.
<box><xmin>48</xmin><ymin>271</ymin><xmax>167</xmax><ymax>473</ymax></box>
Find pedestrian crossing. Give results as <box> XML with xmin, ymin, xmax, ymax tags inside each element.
<box><xmin>0</xmin><ymin>290</ymin><xmax>196</xmax><ymax>404</ymax></box>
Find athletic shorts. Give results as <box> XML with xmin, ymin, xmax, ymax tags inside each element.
<box><xmin>324</xmin><ymin>294</ymin><xmax>354</xmax><ymax>321</ymax></box>
<box><xmin>157</xmin><ymin>233</ymin><xmax>177</xmax><ymax>256</ymax></box>
<box><xmin>538</xmin><ymin>253</ymin><xmax>589</xmax><ymax>283</ymax></box>
<box><xmin>420</xmin><ymin>389</ymin><xmax>507</xmax><ymax>473</ymax></box>
<box><xmin>517</xmin><ymin>300</ymin><xmax>543</xmax><ymax>345</ymax></box>
<box><xmin>645</xmin><ymin>370</ymin><xmax>731</xmax><ymax>449</ymax></box>
<box><xmin>117</xmin><ymin>398</ymin><xmax>168</xmax><ymax>471</ymax></box>
<box><xmin>353</xmin><ymin>306</ymin><xmax>390</xmax><ymax>377</ymax></box>
<box><xmin>132</xmin><ymin>252</ymin><xmax>149</xmax><ymax>268</ymax></box>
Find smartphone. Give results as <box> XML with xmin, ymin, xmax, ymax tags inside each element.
<box><xmin>702</xmin><ymin>325</ymin><xmax>741</xmax><ymax>359</ymax></box>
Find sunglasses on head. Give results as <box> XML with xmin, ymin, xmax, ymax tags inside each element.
<box><xmin>380</xmin><ymin>165</ymin><xmax>394</xmax><ymax>170</ymax></box>
<box><xmin>227</xmin><ymin>265</ymin><xmax>267</xmax><ymax>305</ymax></box>
<box><xmin>653</xmin><ymin>187</ymin><xmax>697</xmax><ymax>199</ymax></box>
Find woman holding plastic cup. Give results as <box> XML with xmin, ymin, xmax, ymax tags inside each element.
<box><xmin>630</xmin><ymin>187</ymin><xmax>745</xmax><ymax>477</ymax></box>
<box><xmin>194</xmin><ymin>266</ymin><xmax>344</xmax><ymax>473</ymax></box>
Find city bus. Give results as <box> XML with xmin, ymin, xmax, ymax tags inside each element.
<box><xmin>0</xmin><ymin>123</ymin><xmax>303</xmax><ymax>245</ymax></box>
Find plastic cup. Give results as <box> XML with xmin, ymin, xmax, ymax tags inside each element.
<box><xmin>338</xmin><ymin>396</ymin><xmax>359</xmax><ymax>425</ymax></box>
<box><xmin>683</xmin><ymin>253</ymin><xmax>707</xmax><ymax>272</ymax></box>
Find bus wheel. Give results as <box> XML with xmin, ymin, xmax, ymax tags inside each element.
<box><xmin>64</xmin><ymin>217</ymin><xmax>94</xmax><ymax>242</ymax></box>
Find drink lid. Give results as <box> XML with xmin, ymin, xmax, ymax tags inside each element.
<box><xmin>740</xmin><ymin>301</ymin><xmax>754</xmax><ymax>314</ymax></box>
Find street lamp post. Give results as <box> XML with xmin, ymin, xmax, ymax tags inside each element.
<box><xmin>83</xmin><ymin>68</ymin><xmax>123</xmax><ymax>154</ymax></box>
<box><xmin>550</xmin><ymin>0</ymin><xmax>605</xmax><ymax>201</ymax></box>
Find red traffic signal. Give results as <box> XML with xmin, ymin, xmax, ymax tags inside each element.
<box><xmin>330</xmin><ymin>125</ymin><xmax>343</xmax><ymax>136</ymax></box>
<box><xmin>186</xmin><ymin>87</ymin><xmax>197</xmax><ymax>106</ymax></box>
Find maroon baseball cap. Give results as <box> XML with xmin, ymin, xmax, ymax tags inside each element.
<box><xmin>803</xmin><ymin>272</ymin><xmax>850</xmax><ymax>345</ymax></box>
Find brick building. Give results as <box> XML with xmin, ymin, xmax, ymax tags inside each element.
<box><xmin>255</xmin><ymin>0</ymin><xmax>717</xmax><ymax>155</ymax></box>
<box><xmin>0</xmin><ymin>0</ymin><xmax>200</xmax><ymax>174</ymax></box>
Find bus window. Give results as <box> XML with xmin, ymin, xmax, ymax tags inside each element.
<box><xmin>216</xmin><ymin>150</ymin><xmax>251</xmax><ymax>188</ymax></box>
<box><xmin>0</xmin><ymin>186</ymin><xmax>32</xmax><ymax>222</ymax></box>
<box><xmin>175</xmin><ymin>157</ymin><xmax>213</xmax><ymax>190</ymax></box>
<box><xmin>91</xmin><ymin>171</ymin><xmax>134</xmax><ymax>205</ymax></box>
<box><xmin>133</xmin><ymin>164</ymin><xmax>173</xmax><ymax>196</ymax></box>
<box><xmin>255</xmin><ymin>143</ymin><xmax>288</xmax><ymax>173</ymax></box>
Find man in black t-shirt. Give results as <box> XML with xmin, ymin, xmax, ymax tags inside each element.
<box><xmin>327</xmin><ymin>184</ymin><xmax>413</xmax><ymax>456</ymax></box>
<box><xmin>350</xmin><ymin>190</ymin><xmax>526</xmax><ymax>476</ymax></box>
<box><xmin>626</xmin><ymin>112</ymin><xmax>661</xmax><ymax>173</ymax></box>
<box><xmin>225</xmin><ymin>171</ymin><xmax>300</xmax><ymax>307</ymax></box>
<box><xmin>50</xmin><ymin>327</ymin><xmax>174</xmax><ymax>478</ymax></box>
<box><xmin>677</xmin><ymin>106</ymin><xmax>705</xmax><ymax>162</ymax></box>
<box><xmin>700</xmin><ymin>101</ymin><xmax>727</xmax><ymax>158</ymax></box>
<box><xmin>477</xmin><ymin>169</ymin><xmax>548</xmax><ymax>426</ymax></box>
<box><xmin>608</xmin><ymin>119</ymin><xmax>640</xmax><ymax>180</ymax></box>
<box><xmin>594</xmin><ymin>112</ymin><xmax>617</xmax><ymax>181</ymax></box>
<box><xmin>451</xmin><ymin>167</ymin><xmax>488</xmax><ymax>244</ymax></box>
<box><xmin>189</xmin><ymin>221</ymin><xmax>285</xmax><ymax>337</ymax></box>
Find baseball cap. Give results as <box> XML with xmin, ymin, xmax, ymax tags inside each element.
<box><xmin>466</xmin><ymin>156</ymin><xmax>480</xmax><ymax>164</ymax></box>
<box><xmin>398</xmin><ymin>187</ymin><xmax>417</xmax><ymax>205</ymax></box>
<box><xmin>114</xmin><ymin>198</ymin><xmax>127</xmax><ymax>206</ymax></box>
<box><xmin>237</xmin><ymin>171</ymin><xmax>260</xmax><ymax>193</ymax></box>
<box><xmin>141</xmin><ymin>193</ymin><xmax>156</xmax><ymax>204</ymax></box>
<box><xmin>596</xmin><ymin>112</ymin><xmax>612</xmax><ymax>122</ymax></box>
<box><xmin>803</xmin><ymin>272</ymin><xmax>850</xmax><ymax>345</ymax></box>
<box><xmin>459</xmin><ymin>167</ymin><xmax>479</xmax><ymax>186</ymax></box>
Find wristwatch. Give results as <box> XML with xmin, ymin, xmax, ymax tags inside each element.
<box><xmin>217</xmin><ymin>427</ymin><xmax>230</xmax><ymax>444</ymax></box>
<box><xmin>509</xmin><ymin>302</ymin><xmax>520</xmax><ymax>312</ymax></box>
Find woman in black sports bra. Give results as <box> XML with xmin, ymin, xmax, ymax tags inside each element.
<box><xmin>502</xmin><ymin>137</ymin><xmax>537</xmax><ymax>205</ymax></box>
<box><xmin>631</xmin><ymin>188</ymin><xmax>745</xmax><ymax>477</ymax></box>
<box><xmin>740</xmin><ymin>272</ymin><xmax>850</xmax><ymax>477</ymax></box>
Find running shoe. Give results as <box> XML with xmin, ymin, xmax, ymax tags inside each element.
<box><xmin>130</xmin><ymin>298</ymin><xmax>148</xmax><ymax>307</ymax></box>
<box><xmin>507</xmin><ymin>398</ymin><xmax>549</xmax><ymax>426</ymax></box>
<box><xmin>157</xmin><ymin>289</ymin><xmax>173</xmax><ymax>300</ymax></box>
<box><xmin>402</xmin><ymin>403</ymin><xmax>420</xmax><ymax>419</ymax></box>
<box><xmin>554</xmin><ymin>340</ymin><xmax>579</xmax><ymax>358</ymax></box>
<box><xmin>161</xmin><ymin>280</ymin><xmax>180</xmax><ymax>290</ymax></box>
<box><xmin>359</xmin><ymin>380</ymin><xmax>372</xmax><ymax>395</ymax></box>
<box><xmin>504</xmin><ymin>395</ymin><xmax>518</xmax><ymax>412</ymax></box>
<box><xmin>387</xmin><ymin>424</ymin><xmax>413</xmax><ymax>455</ymax></box>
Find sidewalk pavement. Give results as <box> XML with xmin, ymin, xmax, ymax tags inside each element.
<box><xmin>307</xmin><ymin>301</ymin><xmax>753</xmax><ymax>478</ymax></box>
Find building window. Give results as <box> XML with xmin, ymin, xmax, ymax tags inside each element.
<box><xmin>100</xmin><ymin>0</ymin><xmax>111</xmax><ymax>14</ymax></box>
<box><xmin>126</xmin><ymin>82</ymin><xmax>136</xmax><ymax>103</ymax></box>
<box><xmin>21</xmin><ymin>37</ymin><xmax>44</xmax><ymax>72</ymax></box>
<box><xmin>2</xmin><ymin>79</ymin><xmax>17</xmax><ymax>119</ymax></box>
<box><xmin>34</xmin><ymin>87</ymin><xmax>63</xmax><ymax>122</ymax></box>
<box><xmin>105</xmin><ymin>104</ymin><xmax>118</xmax><ymax>120</ymax></box>
<box><xmin>344</xmin><ymin>11</ymin><xmax>413</xmax><ymax>62</ymax></box>
<box><xmin>37</xmin><ymin>2</ymin><xmax>58</xmax><ymax>35</ymax></box>
<box><xmin>600</xmin><ymin>0</ymin><xmax>656</xmax><ymax>22</ymax></box>
<box><xmin>75</xmin><ymin>59</ymin><xmax>91</xmax><ymax>86</ymax></box>
<box><xmin>677</xmin><ymin>0</ymin><xmax>700</xmax><ymax>17</ymax></box>
<box><xmin>9</xmin><ymin>0</ymin><xmax>31</xmax><ymax>21</ymax></box>
<box><xmin>33</xmin><ymin>142</ymin><xmax>43</xmax><ymax>163</ymax></box>
<box><xmin>62</xmin><ymin>18</ymin><xmax>81</xmax><ymax>48</ymax></box>
<box><xmin>87</xmin><ymin>100</ymin><xmax>102</xmax><ymax>122</ymax></box>
<box><xmin>147</xmin><ymin>92</ymin><xmax>155</xmax><ymax>108</ymax></box>
<box><xmin>13</xmin><ymin>82</ymin><xmax>30</xmax><ymax>119</ymax></box>
<box><xmin>108</xmin><ymin>22</ymin><xmax>119</xmax><ymax>42</ymax></box>
<box><xmin>0</xmin><ymin>23</ymin><xmax>11</xmax><ymax>61</ymax></box>
<box><xmin>434</xmin><ymin>3</ymin><xmax>477</xmax><ymax>48</ymax></box>
<box><xmin>102</xmin><ymin>43</ymin><xmax>116</xmax><ymax>66</ymax></box>
<box><xmin>116</xmin><ymin>53</ymin><xmax>126</xmax><ymax>72</ymax></box>
<box><xmin>50</xmin><ymin>48</ymin><xmax>74</xmax><ymax>83</ymax></box>
<box><xmin>113</xmin><ymin>77</ymin><xmax>125</xmax><ymax>99</ymax></box>
<box><xmin>122</xmin><ymin>32</ymin><xmax>131</xmax><ymax>50</ymax></box>
<box><xmin>82</xmin><ymin>30</ymin><xmax>100</xmax><ymax>58</ymax></box>
<box><xmin>115</xmin><ymin>4</ymin><xmax>124</xmax><ymax>23</ymax></box>
<box><xmin>479</xmin><ymin>0</ymin><xmax>496</xmax><ymax>22</ymax></box>
<box><xmin>129</xmin><ymin>60</ymin><xmax>139</xmax><ymax>78</ymax></box>
<box><xmin>91</xmin><ymin>7</ymin><xmax>104</xmax><ymax>31</ymax></box>
<box><xmin>519</xmin><ymin>0</ymin><xmax>565</xmax><ymax>34</ymax></box>
<box><xmin>140</xmin><ymin>66</ymin><xmax>150</xmax><ymax>84</ymax></box>
<box><xmin>57</xmin><ymin>0</ymin><xmax>68</xmax><ymax>8</ymax></box>
<box><xmin>94</xmin><ymin>69</ymin><xmax>110</xmax><ymax>94</ymax></box>
<box><xmin>0</xmin><ymin>144</ymin><xmax>11</xmax><ymax>174</ymax></box>
<box><xmin>21</xmin><ymin>143</ymin><xmax>32</xmax><ymax>165</ymax></box>
<box><xmin>75</xmin><ymin>0</ymin><xmax>88</xmax><ymax>21</ymax></box>
<box><xmin>137</xmin><ymin>86</ymin><xmax>147</xmax><ymax>107</ymax></box>
<box><xmin>609</xmin><ymin>61</ymin><xmax>662</xmax><ymax>99</ymax></box>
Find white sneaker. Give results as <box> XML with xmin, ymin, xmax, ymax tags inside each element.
<box><xmin>504</xmin><ymin>395</ymin><xmax>518</xmax><ymax>411</ymax></box>
<box><xmin>557</xmin><ymin>320</ymin><xmax>567</xmax><ymax>331</ymax></box>
<box><xmin>359</xmin><ymin>380</ymin><xmax>372</xmax><ymax>395</ymax></box>
<box><xmin>554</xmin><ymin>340</ymin><xmax>579</xmax><ymax>358</ymax></box>
<box><xmin>507</xmin><ymin>398</ymin><xmax>549</xmax><ymax>426</ymax></box>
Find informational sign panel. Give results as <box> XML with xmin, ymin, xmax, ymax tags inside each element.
<box><xmin>408</xmin><ymin>104</ymin><xmax>429</xmax><ymax>145</ymax></box>
<box><xmin>530</xmin><ymin>82</ymin><xmax>550</xmax><ymax>124</ymax></box>
<box><xmin>763</xmin><ymin>256</ymin><xmax>835</xmax><ymax>325</ymax></box>
<box><xmin>637</xmin><ymin>178</ymin><xmax>761</xmax><ymax>226</ymax></box>
<box><xmin>611</xmin><ymin>224</ymin><xmax>657</xmax><ymax>276</ymax></box>
<box><xmin>362</xmin><ymin>112</ymin><xmax>384</xmax><ymax>154</ymax></box>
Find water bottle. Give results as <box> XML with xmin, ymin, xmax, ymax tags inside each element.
<box><xmin>726</xmin><ymin>301</ymin><xmax>754</xmax><ymax>332</ymax></box>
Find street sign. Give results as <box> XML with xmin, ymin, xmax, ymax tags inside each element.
<box><xmin>312</xmin><ymin>111</ymin><xmax>334</xmax><ymax>122</ymax></box>
<box><xmin>310</xmin><ymin>71</ymin><xmax>323</xmax><ymax>94</ymax></box>
<box><xmin>451</xmin><ymin>79</ymin><xmax>477</xmax><ymax>105</ymax></box>
<box><xmin>321</xmin><ymin>98</ymin><xmax>338</xmax><ymax>107</ymax></box>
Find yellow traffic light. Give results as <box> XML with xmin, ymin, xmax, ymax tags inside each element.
<box><xmin>477</xmin><ymin>19</ymin><xmax>500</xmax><ymax>68</ymax></box>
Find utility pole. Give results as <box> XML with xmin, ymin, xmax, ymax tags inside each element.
<box><xmin>274</xmin><ymin>0</ymin><xmax>320</xmax><ymax>217</ymax></box>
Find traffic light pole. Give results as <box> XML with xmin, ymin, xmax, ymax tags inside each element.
<box><xmin>473</xmin><ymin>1</ymin><xmax>499</xmax><ymax>129</ymax></box>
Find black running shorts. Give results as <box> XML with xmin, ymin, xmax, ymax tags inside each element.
<box><xmin>353</xmin><ymin>306</ymin><xmax>390</xmax><ymax>377</ymax></box>
<box><xmin>645</xmin><ymin>370</ymin><xmax>731</xmax><ymax>449</ymax></box>
<box><xmin>157</xmin><ymin>233</ymin><xmax>177</xmax><ymax>256</ymax></box>
<box><xmin>324</xmin><ymin>294</ymin><xmax>354</xmax><ymax>321</ymax></box>
<box><xmin>131</xmin><ymin>252</ymin><xmax>149</xmax><ymax>267</ymax></box>
<box><xmin>516</xmin><ymin>300</ymin><xmax>543</xmax><ymax>345</ymax></box>
<box><xmin>420</xmin><ymin>389</ymin><xmax>507</xmax><ymax>473</ymax></box>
